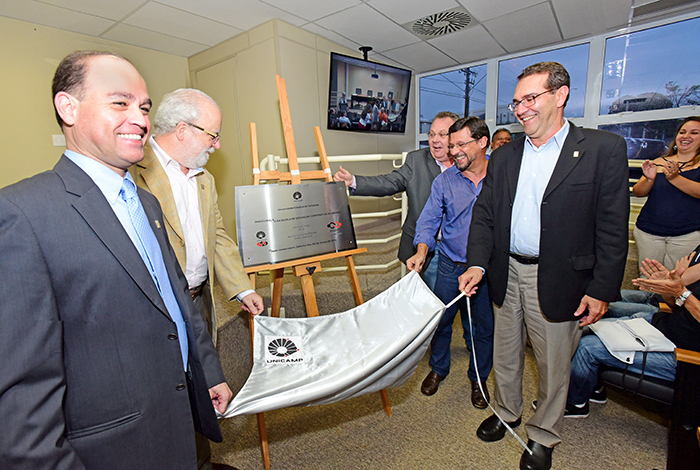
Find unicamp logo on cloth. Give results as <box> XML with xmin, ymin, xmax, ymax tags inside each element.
<box><xmin>264</xmin><ymin>336</ymin><xmax>305</xmax><ymax>364</ymax></box>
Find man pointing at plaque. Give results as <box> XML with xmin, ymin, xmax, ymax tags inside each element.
<box><xmin>131</xmin><ymin>88</ymin><xmax>263</xmax><ymax>470</ymax></box>
<box><xmin>333</xmin><ymin>111</ymin><xmax>459</xmax><ymax>290</ymax></box>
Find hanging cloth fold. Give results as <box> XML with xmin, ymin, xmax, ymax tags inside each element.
<box><xmin>220</xmin><ymin>271</ymin><xmax>445</xmax><ymax>418</ymax></box>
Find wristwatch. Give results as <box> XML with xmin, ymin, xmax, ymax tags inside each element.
<box><xmin>675</xmin><ymin>289</ymin><xmax>692</xmax><ymax>306</ymax></box>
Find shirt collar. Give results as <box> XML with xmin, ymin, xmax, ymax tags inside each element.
<box><xmin>64</xmin><ymin>150</ymin><xmax>129</xmax><ymax>205</ymax></box>
<box><xmin>525</xmin><ymin>119</ymin><xmax>570</xmax><ymax>152</ymax></box>
<box><xmin>150</xmin><ymin>135</ymin><xmax>203</xmax><ymax>178</ymax></box>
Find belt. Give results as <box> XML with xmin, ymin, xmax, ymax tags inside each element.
<box><xmin>509</xmin><ymin>252</ymin><xmax>539</xmax><ymax>265</ymax></box>
<box><xmin>190</xmin><ymin>281</ymin><xmax>207</xmax><ymax>299</ymax></box>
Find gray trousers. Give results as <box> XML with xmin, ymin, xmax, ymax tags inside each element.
<box><xmin>491</xmin><ymin>259</ymin><xmax>582</xmax><ymax>447</ymax></box>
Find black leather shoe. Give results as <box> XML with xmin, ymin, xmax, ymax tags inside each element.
<box><xmin>476</xmin><ymin>414</ymin><xmax>521</xmax><ymax>442</ymax></box>
<box><xmin>519</xmin><ymin>439</ymin><xmax>553</xmax><ymax>470</ymax></box>
<box><xmin>420</xmin><ymin>370</ymin><xmax>445</xmax><ymax>396</ymax></box>
<box><xmin>471</xmin><ymin>380</ymin><xmax>489</xmax><ymax>409</ymax></box>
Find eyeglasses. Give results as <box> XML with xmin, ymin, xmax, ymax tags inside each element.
<box><xmin>187</xmin><ymin>122</ymin><xmax>220</xmax><ymax>144</ymax></box>
<box><xmin>507</xmin><ymin>89</ymin><xmax>554</xmax><ymax>112</ymax></box>
<box><xmin>428</xmin><ymin>131</ymin><xmax>450</xmax><ymax>138</ymax></box>
<box><xmin>447</xmin><ymin>139</ymin><xmax>476</xmax><ymax>152</ymax></box>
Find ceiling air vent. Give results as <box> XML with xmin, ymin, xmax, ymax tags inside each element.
<box><xmin>404</xmin><ymin>8</ymin><xmax>473</xmax><ymax>38</ymax></box>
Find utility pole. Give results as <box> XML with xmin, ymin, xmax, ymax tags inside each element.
<box><xmin>462</xmin><ymin>68</ymin><xmax>477</xmax><ymax>117</ymax></box>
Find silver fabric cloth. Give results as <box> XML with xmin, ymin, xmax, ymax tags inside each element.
<box><xmin>221</xmin><ymin>271</ymin><xmax>445</xmax><ymax>417</ymax></box>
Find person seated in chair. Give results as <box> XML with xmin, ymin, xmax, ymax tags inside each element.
<box><xmin>565</xmin><ymin>246</ymin><xmax>700</xmax><ymax>418</ymax></box>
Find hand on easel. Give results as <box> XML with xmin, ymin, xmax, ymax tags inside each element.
<box><xmin>333</xmin><ymin>166</ymin><xmax>354</xmax><ymax>186</ymax></box>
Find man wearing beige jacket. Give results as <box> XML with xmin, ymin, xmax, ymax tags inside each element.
<box><xmin>131</xmin><ymin>88</ymin><xmax>263</xmax><ymax>470</ymax></box>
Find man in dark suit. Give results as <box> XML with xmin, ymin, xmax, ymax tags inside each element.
<box><xmin>0</xmin><ymin>51</ymin><xmax>232</xmax><ymax>470</ymax></box>
<box><xmin>460</xmin><ymin>62</ymin><xmax>629</xmax><ymax>470</ymax></box>
<box><xmin>333</xmin><ymin>111</ymin><xmax>459</xmax><ymax>290</ymax></box>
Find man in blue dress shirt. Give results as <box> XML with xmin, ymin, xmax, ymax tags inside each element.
<box><xmin>407</xmin><ymin>117</ymin><xmax>494</xmax><ymax>407</ymax></box>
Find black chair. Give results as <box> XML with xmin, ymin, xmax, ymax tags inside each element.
<box><xmin>599</xmin><ymin>347</ymin><xmax>700</xmax><ymax>470</ymax></box>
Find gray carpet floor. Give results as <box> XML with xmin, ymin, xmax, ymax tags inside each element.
<box><xmin>210</xmin><ymin>218</ymin><xmax>668</xmax><ymax>469</ymax></box>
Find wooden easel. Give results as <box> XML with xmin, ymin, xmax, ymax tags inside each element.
<box><xmin>242</xmin><ymin>75</ymin><xmax>391</xmax><ymax>470</ymax></box>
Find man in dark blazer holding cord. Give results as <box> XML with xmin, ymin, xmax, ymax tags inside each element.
<box><xmin>460</xmin><ymin>62</ymin><xmax>629</xmax><ymax>470</ymax></box>
<box><xmin>0</xmin><ymin>51</ymin><xmax>231</xmax><ymax>469</ymax></box>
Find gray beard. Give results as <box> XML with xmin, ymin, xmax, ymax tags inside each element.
<box><xmin>187</xmin><ymin>148</ymin><xmax>213</xmax><ymax>169</ymax></box>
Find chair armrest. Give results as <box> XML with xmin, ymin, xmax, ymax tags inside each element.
<box><xmin>659</xmin><ymin>302</ymin><xmax>673</xmax><ymax>313</ymax></box>
<box><xmin>675</xmin><ymin>348</ymin><xmax>700</xmax><ymax>366</ymax></box>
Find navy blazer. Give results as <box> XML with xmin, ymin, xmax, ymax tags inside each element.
<box><xmin>467</xmin><ymin>124</ymin><xmax>630</xmax><ymax>321</ymax></box>
<box><xmin>0</xmin><ymin>156</ymin><xmax>225</xmax><ymax>470</ymax></box>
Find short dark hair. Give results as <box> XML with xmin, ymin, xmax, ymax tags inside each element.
<box><xmin>449</xmin><ymin>116</ymin><xmax>490</xmax><ymax>147</ymax></box>
<box><xmin>518</xmin><ymin>61</ymin><xmax>570</xmax><ymax>108</ymax></box>
<box><xmin>52</xmin><ymin>50</ymin><xmax>127</xmax><ymax>128</ymax></box>
<box><xmin>433</xmin><ymin>111</ymin><xmax>460</xmax><ymax>123</ymax></box>
<box><xmin>492</xmin><ymin>128</ymin><xmax>512</xmax><ymax>140</ymax></box>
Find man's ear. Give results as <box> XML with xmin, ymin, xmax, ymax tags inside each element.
<box><xmin>174</xmin><ymin>121</ymin><xmax>189</xmax><ymax>141</ymax></box>
<box><xmin>479</xmin><ymin>136</ymin><xmax>489</xmax><ymax>150</ymax></box>
<box><xmin>556</xmin><ymin>86</ymin><xmax>570</xmax><ymax>108</ymax></box>
<box><xmin>54</xmin><ymin>91</ymin><xmax>78</xmax><ymax>127</ymax></box>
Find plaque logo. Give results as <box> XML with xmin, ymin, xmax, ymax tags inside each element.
<box><xmin>327</xmin><ymin>221</ymin><xmax>342</xmax><ymax>229</ymax></box>
<box><xmin>256</xmin><ymin>231</ymin><xmax>267</xmax><ymax>239</ymax></box>
<box><xmin>293</xmin><ymin>191</ymin><xmax>303</xmax><ymax>201</ymax></box>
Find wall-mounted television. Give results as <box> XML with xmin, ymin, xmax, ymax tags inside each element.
<box><xmin>327</xmin><ymin>52</ymin><xmax>411</xmax><ymax>134</ymax></box>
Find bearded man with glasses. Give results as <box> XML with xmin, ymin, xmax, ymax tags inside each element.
<box><xmin>131</xmin><ymin>88</ymin><xmax>263</xmax><ymax>470</ymax></box>
<box><xmin>460</xmin><ymin>62</ymin><xmax>629</xmax><ymax>470</ymax></box>
<box><xmin>334</xmin><ymin>111</ymin><xmax>459</xmax><ymax>291</ymax></box>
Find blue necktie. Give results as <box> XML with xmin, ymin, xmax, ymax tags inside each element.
<box><xmin>120</xmin><ymin>178</ymin><xmax>189</xmax><ymax>369</ymax></box>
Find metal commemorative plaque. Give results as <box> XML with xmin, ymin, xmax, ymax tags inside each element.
<box><xmin>235</xmin><ymin>181</ymin><xmax>357</xmax><ymax>267</ymax></box>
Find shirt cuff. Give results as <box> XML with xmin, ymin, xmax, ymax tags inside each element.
<box><xmin>349</xmin><ymin>176</ymin><xmax>357</xmax><ymax>190</ymax></box>
<box><xmin>236</xmin><ymin>289</ymin><xmax>256</xmax><ymax>302</ymax></box>
<box><xmin>468</xmin><ymin>266</ymin><xmax>486</xmax><ymax>274</ymax></box>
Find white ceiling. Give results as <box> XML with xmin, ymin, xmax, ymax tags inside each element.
<box><xmin>2</xmin><ymin>0</ymin><xmax>699</xmax><ymax>73</ymax></box>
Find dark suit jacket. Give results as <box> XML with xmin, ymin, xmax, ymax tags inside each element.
<box><xmin>0</xmin><ymin>156</ymin><xmax>226</xmax><ymax>470</ymax></box>
<box><xmin>467</xmin><ymin>123</ymin><xmax>630</xmax><ymax>321</ymax></box>
<box><xmin>353</xmin><ymin>148</ymin><xmax>442</xmax><ymax>263</ymax></box>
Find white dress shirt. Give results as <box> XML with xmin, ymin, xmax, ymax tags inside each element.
<box><xmin>150</xmin><ymin>136</ymin><xmax>208</xmax><ymax>289</ymax></box>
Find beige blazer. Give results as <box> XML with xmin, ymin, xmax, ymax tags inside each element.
<box><xmin>131</xmin><ymin>146</ymin><xmax>254</xmax><ymax>343</ymax></box>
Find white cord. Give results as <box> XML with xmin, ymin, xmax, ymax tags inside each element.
<box><xmin>451</xmin><ymin>291</ymin><xmax>532</xmax><ymax>455</ymax></box>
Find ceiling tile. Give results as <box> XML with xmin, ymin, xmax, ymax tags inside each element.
<box><xmin>36</xmin><ymin>0</ymin><xmax>145</xmax><ymax>21</ymax></box>
<box><xmin>101</xmin><ymin>23</ymin><xmax>208</xmax><ymax>57</ymax></box>
<box><xmin>553</xmin><ymin>0</ymin><xmax>633</xmax><ymax>39</ymax></box>
<box><xmin>381</xmin><ymin>41</ymin><xmax>458</xmax><ymax>73</ymax></box>
<box><xmin>158</xmin><ymin>0</ymin><xmax>306</xmax><ymax>30</ymax></box>
<box><xmin>368</xmin><ymin>0</ymin><xmax>462</xmax><ymax>25</ymax></box>
<box><xmin>483</xmin><ymin>2</ymin><xmax>562</xmax><ymax>52</ymax></box>
<box><xmin>367</xmin><ymin>51</ymin><xmax>413</xmax><ymax>70</ymax></box>
<box><xmin>428</xmin><ymin>24</ymin><xmax>506</xmax><ymax>64</ymax></box>
<box><xmin>263</xmin><ymin>0</ymin><xmax>361</xmax><ymax>22</ymax></box>
<box><xmin>302</xmin><ymin>23</ymin><xmax>362</xmax><ymax>52</ymax></box>
<box><xmin>0</xmin><ymin>0</ymin><xmax>114</xmax><ymax>36</ymax></box>
<box><xmin>457</xmin><ymin>0</ymin><xmax>544</xmax><ymax>22</ymax></box>
<box><xmin>315</xmin><ymin>3</ymin><xmax>421</xmax><ymax>52</ymax></box>
<box><xmin>123</xmin><ymin>3</ymin><xmax>243</xmax><ymax>47</ymax></box>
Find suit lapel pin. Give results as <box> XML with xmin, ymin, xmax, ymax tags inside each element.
<box><xmin>201</xmin><ymin>183</ymin><xmax>205</xmax><ymax>190</ymax></box>
<box><xmin>155</xmin><ymin>220</ymin><xmax>161</xmax><ymax>229</ymax></box>
<box><xmin>573</xmin><ymin>151</ymin><xmax>580</xmax><ymax>158</ymax></box>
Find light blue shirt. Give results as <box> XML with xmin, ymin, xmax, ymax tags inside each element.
<box><xmin>65</xmin><ymin>151</ymin><xmax>144</xmax><ymax>254</ymax></box>
<box><xmin>510</xmin><ymin>120</ymin><xmax>570</xmax><ymax>256</ymax></box>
